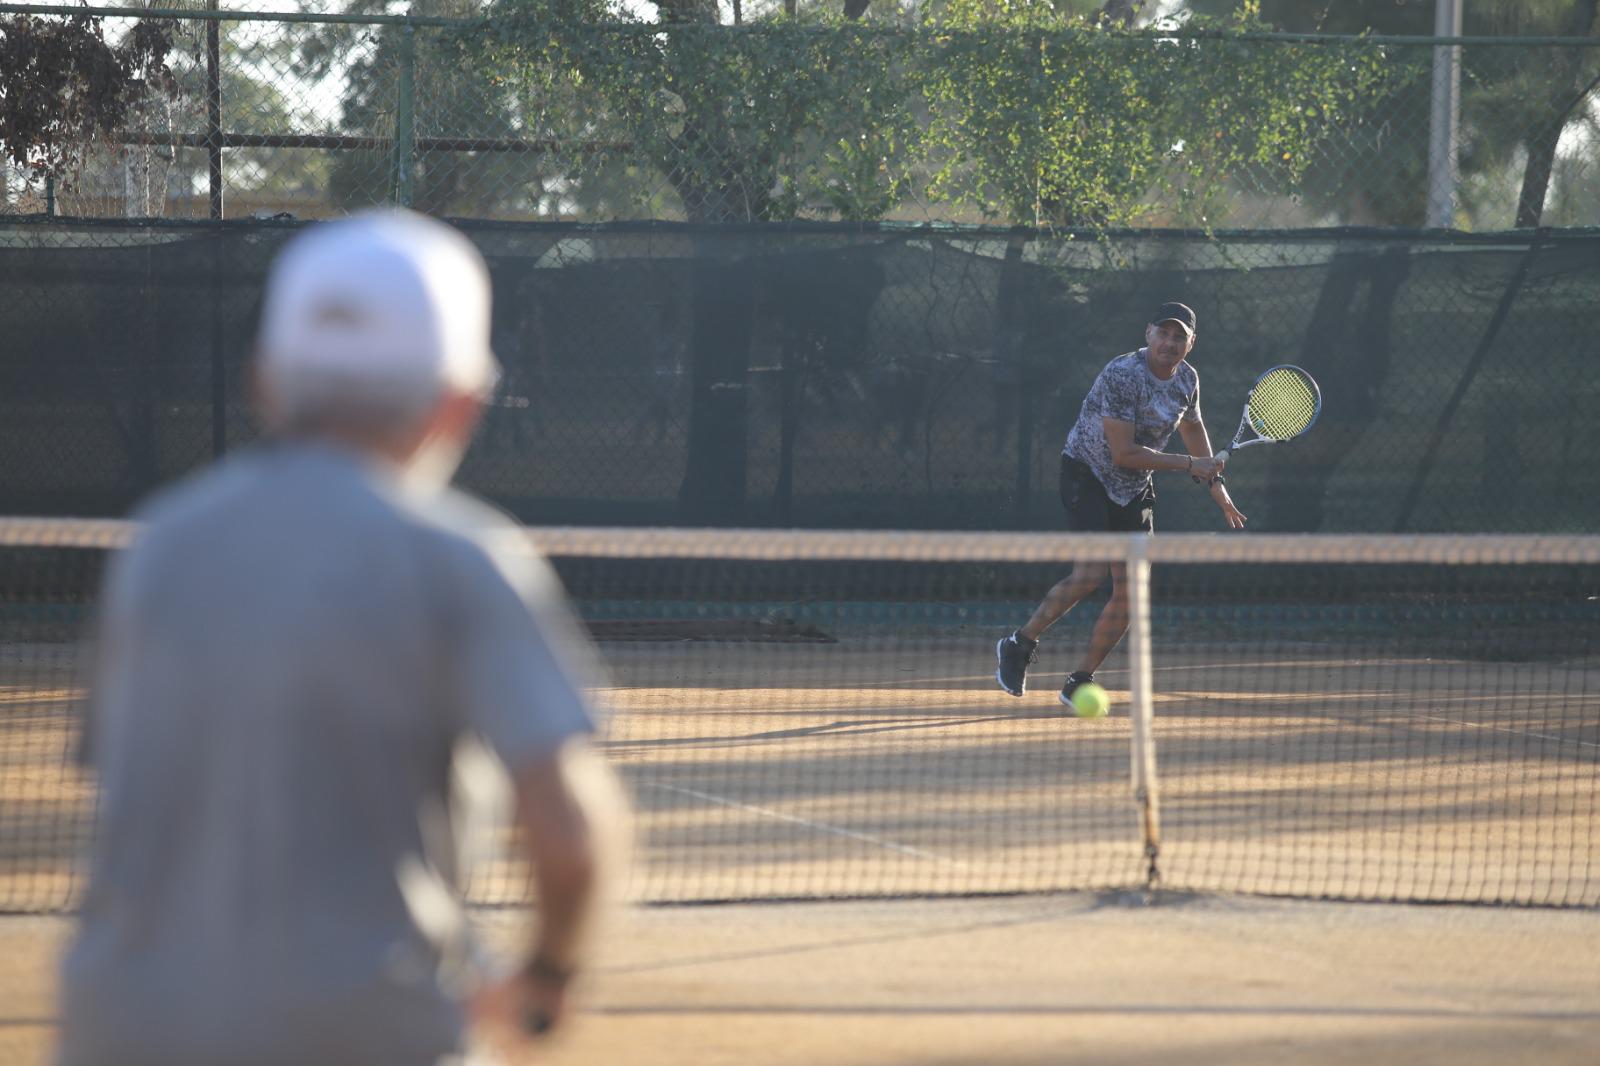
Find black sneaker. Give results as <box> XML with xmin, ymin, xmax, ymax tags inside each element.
<box><xmin>995</xmin><ymin>632</ymin><xmax>1038</xmax><ymax>696</ymax></box>
<box><xmin>1058</xmin><ymin>671</ymin><xmax>1096</xmax><ymax>708</ymax></box>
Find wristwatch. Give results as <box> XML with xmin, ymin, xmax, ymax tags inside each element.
<box><xmin>524</xmin><ymin>956</ymin><xmax>576</xmax><ymax>983</ymax></box>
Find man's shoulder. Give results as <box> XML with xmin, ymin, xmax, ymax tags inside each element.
<box><xmin>1094</xmin><ymin>351</ymin><xmax>1145</xmax><ymax>391</ymax></box>
<box><xmin>1102</xmin><ymin>350</ymin><xmax>1142</xmax><ymax>373</ymax></box>
<box><xmin>123</xmin><ymin>450</ymin><xmax>276</xmax><ymax>558</ymax></box>
<box><xmin>411</xmin><ymin>486</ymin><xmax>520</xmax><ymax>541</ymax></box>
<box><xmin>399</xmin><ymin>488</ymin><xmax>559</xmax><ymax>605</ymax></box>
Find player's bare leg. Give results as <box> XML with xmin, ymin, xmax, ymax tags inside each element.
<box><xmin>1061</xmin><ymin>564</ymin><xmax>1129</xmax><ymax>705</ymax></box>
<box><xmin>1020</xmin><ymin>561</ymin><xmax>1109</xmax><ymax>642</ymax></box>
<box><xmin>1076</xmin><ymin>564</ymin><xmax>1129</xmax><ymax>674</ymax></box>
<box><xmin>997</xmin><ymin>562</ymin><xmax>1109</xmax><ymax>696</ymax></box>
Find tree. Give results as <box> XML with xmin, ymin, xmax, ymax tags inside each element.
<box><xmin>1509</xmin><ymin>0</ymin><xmax>1598</xmax><ymax>227</ymax></box>
<box><xmin>923</xmin><ymin>0</ymin><xmax>1396</xmax><ymax>227</ymax></box>
<box><xmin>1179</xmin><ymin>0</ymin><xmax>1600</xmax><ymax>228</ymax></box>
<box><xmin>280</xmin><ymin>0</ymin><xmax>533</xmax><ymax>216</ymax></box>
<box><xmin>0</xmin><ymin>11</ymin><xmax>175</xmax><ymax>203</ymax></box>
<box><xmin>472</xmin><ymin>1</ymin><xmax>920</xmax><ymax>519</ymax></box>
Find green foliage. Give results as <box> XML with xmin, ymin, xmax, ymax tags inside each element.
<box><xmin>279</xmin><ymin>2</ymin><xmax>525</xmax><ymax>216</ymax></box>
<box><xmin>449</xmin><ymin>3</ymin><xmax>1406</xmax><ymax>227</ymax></box>
<box><xmin>921</xmin><ymin>4</ymin><xmax>1160</xmax><ymax>226</ymax></box>
<box><xmin>1180</xmin><ymin>0</ymin><xmax>1589</xmax><ymax>36</ymax></box>
<box><xmin>468</xmin><ymin>3</ymin><xmax>921</xmax><ymax>221</ymax></box>
<box><xmin>1178</xmin><ymin>1</ymin><xmax>1600</xmax><ymax>227</ymax></box>
<box><xmin>924</xmin><ymin>0</ymin><xmax>1399</xmax><ymax>226</ymax></box>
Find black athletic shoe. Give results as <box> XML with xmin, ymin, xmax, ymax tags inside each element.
<box><xmin>1058</xmin><ymin>671</ymin><xmax>1096</xmax><ymax>708</ymax></box>
<box><xmin>995</xmin><ymin>632</ymin><xmax>1038</xmax><ymax>696</ymax></box>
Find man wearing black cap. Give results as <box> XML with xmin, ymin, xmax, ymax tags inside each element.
<box><xmin>995</xmin><ymin>301</ymin><xmax>1245</xmax><ymax>706</ymax></box>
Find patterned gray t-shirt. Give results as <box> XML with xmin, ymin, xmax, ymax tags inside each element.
<box><xmin>58</xmin><ymin>443</ymin><xmax>599</xmax><ymax>1066</ymax></box>
<box><xmin>1063</xmin><ymin>349</ymin><xmax>1202</xmax><ymax>505</ymax></box>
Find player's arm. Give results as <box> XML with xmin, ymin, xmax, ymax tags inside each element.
<box><xmin>1102</xmin><ymin>416</ymin><xmax>1222</xmax><ymax>480</ymax></box>
<box><xmin>476</xmin><ymin>737</ymin><xmax>628</xmax><ymax>1039</ymax></box>
<box><xmin>1176</xmin><ymin>418</ymin><xmax>1246</xmax><ymax>529</ymax></box>
<box><xmin>517</xmin><ymin>739</ymin><xmax>625</xmax><ymax>978</ymax></box>
<box><xmin>452</xmin><ymin>539</ymin><xmax>630</xmax><ymax>1044</ymax></box>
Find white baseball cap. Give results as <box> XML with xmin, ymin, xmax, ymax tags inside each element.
<box><xmin>257</xmin><ymin>209</ymin><xmax>497</xmax><ymax>424</ymax></box>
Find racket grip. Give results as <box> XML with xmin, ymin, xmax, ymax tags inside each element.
<box><xmin>1193</xmin><ymin>449</ymin><xmax>1229</xmax><ymax>483</ymax></box>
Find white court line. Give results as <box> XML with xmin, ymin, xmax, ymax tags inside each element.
<box><xmin>1413</xmin><ymin>715</ymin><xmax>1600</xmax><ymax>750</ymax></box>
<box><xmin>644</xmin><ymin>783</ymin><xmax>962</xmax><ymax>865</ymax></box>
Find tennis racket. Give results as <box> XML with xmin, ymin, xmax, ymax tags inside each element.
<box><xmin>1207</xmin><ymin>364</ymin><xmax>1322</xmax><ymax>466</ymax></box>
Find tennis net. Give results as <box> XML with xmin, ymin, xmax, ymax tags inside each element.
<box><xmin>1</xmin><ymin>521</ymin><xmax>1596</xmax><ymax>912</ymax></box>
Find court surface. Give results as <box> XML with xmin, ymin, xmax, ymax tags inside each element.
<box><xmin>593</xmin><ymin>634</ymin><xmax>1597</xmax><ymax>906</ymax></box>
<box><xmin>5</xmin><ymin>894</ymin><xmax>1599</xmax><ymax>1065</ymax></box>
<box><xmin>3</xmin><ymin>630</ymin><xmax>1597</xmax><ymax>1062</ymax></box>
<box><xmin>15</xmin><ymin>634</ymin><xmax>1593</xmax><ymax>908</ymax></box>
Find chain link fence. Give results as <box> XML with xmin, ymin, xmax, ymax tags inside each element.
<box><xmin>4</xmin><ymin>4</ymin><xmax>1599</xmax><ymax>229</ymax></box>
<box><xmin>4</xmin><ymin>218</ymin><xmax>1597</xmax><ymax>532</ymax></box>
<box><xmin>4</xmin><ymin>5</ymin><xmax>1598</xmax><ymax>532</ymax></box>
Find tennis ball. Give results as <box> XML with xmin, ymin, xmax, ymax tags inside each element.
<box><xmin>1071</xmin><ymin>682</ymin><xmax>1110</xmax><ymax>719</ymax></box>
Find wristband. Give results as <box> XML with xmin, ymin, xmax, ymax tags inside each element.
<box><xmin>523</xmin><ymin>956</ymin><xmax>577</xmax><ymax>984</ymax></box>
<box><xmin>1209</xmin><ymin>474</ymin><xmax>1226</xmax><ymax>487</ymax></box>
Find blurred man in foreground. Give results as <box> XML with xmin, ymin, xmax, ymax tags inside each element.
<box><xmin>58</xmin><ymin>210</ymin><xmax>627</xmax><ymax>1066</ymax></box>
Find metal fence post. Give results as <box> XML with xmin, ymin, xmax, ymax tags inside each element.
<box><xmin>393</xmin><ymin>21</ymin><xmax>417</xmax><ymax>208</ymax></box>
<box><xmin>1426</xmin><ymin>0</ymin><xmax>1462</xmax><ymax>229</ymax></box>
<box><xmin>205</xmin><ymin>0</ymin><xmax>224</xmax><ymax>220</ymax></box>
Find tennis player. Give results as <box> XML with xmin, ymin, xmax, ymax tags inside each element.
<box><xmin>57</xmin><ymin>210</ymin><xmax>626</xmax><ymax>1066</ymax></box>
<box><xmin>995</xmin><ymin>302</ymin><xmax>1246</xmax><ymax>705</ymax></box>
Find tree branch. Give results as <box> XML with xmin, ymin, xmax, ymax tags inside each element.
<box><xmin>1098</xmin><ymin>0</ymin><xmax>1142</xmax><ymax>29</ymax></box>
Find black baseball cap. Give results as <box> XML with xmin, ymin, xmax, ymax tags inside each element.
<box><xmin>1150</xmin><ymin>302</ymin><xmax>1196</xmax><ymax>336</ymax></box>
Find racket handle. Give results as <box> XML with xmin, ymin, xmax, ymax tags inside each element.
<box><xmin>1193</xmin><ymin>449</ymin><xmax>1229</xmax><ymax>484</ymax></box>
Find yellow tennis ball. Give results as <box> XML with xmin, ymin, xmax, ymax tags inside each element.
<box><xmin>1071</xmin><ymin>682</ymin><xmax>1109</xmax><ymax>719</ymax></box>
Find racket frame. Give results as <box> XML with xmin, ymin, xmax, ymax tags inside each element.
<box><xmin>1214</xmin><ymin>364</ymin><xmax>1322</xmax><ymax>463</ymax></box>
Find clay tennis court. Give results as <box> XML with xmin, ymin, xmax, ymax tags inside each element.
<box><xmin>10</xmin><ymin>634</ymin><xmax>1595</xmax><ymax>909</ymax></box>
<box><xmin>4</xmin><ymin>630</ymin><xmax>1598</xmax><ymax>1063</ymax></box>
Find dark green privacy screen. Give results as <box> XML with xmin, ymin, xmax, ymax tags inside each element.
<box><xmin>2</xmin><ymin>219</ymin><xmax>1594</xmax><ymax>533</ymax></box>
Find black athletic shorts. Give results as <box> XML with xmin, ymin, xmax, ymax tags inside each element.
<box><xmin>1059</xmin><ymin>456</ymin><xmax>1154</xmax><ymax>533</ymax></box>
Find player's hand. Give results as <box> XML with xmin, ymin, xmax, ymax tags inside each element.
<box><xmin>1189</xmin><ymin>455</ymin><xmax>1224</xmax><ymax>482</ymax></box>
<box><xmin>470</xmin><ymin>964</ymin><xmax>572</xmax><ymax>1049</ymax></box>
<box><xmin>1213</xmin><ymin>485</ymin><xmax>1246</xmax><ymax>529</ymax></box>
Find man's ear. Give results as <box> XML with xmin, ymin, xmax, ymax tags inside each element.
<box><xmin>428</xmin><ymin>388</ymin><xmax>486</xmax><ymax>445</ymax></box>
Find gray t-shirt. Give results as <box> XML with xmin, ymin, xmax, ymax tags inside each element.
<box><xmin>1063</xmin><ymin>349</ymin><xmax>1202</xmax><ymax>505</ymax></box>
<box><xmin>58</xmin><ymin>443</ymin><xmax>597</xmax><ymax>1066</ymax></box>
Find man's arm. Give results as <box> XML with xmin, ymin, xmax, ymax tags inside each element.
<box><xmin>1103</xmin><ymin>417</ymin><xmax>1224</xmax><ymax>481</ymax></box>
<box><xmin>473</xmin><ymin>737</ymin><xmax>629</xmax><ymax>1040</ymax></box>
<box><xmin>518</xmin><ymin>740</ymin><xmax>620</xmax><ymax>975</ymax></box>
<box><xmin>1175</xmin><ymin>418</ymin><xmax>1247</xmax><ymax>530</ymax></box>
<box><xmin>1175</xmin><ymin>418</ymin><xmax>1215</xmax><ymax>467</ymax></box>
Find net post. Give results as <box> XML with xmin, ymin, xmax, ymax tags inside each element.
<box><xmin>1125</xmin><ymin>534</ymin><xmax>1161</xmax><ymax>893</ymax></box>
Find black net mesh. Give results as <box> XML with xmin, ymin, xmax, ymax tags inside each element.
<box><xmin>2</xmin><ymin>220</ymin><xmax>1597</xmax><ymax>532</ymax></box>
<box><xmin>2</xmin><ymin>525</ymin><xmax>1595</xmax><ymax>913</ymax></box>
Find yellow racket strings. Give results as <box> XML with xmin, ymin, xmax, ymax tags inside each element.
<box><xmin>1248</xmin><ymin>369</ymin><xmax>1318</xmax><ymax>440</ymax></box>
